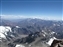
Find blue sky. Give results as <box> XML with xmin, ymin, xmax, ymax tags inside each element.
<box><xmin>0</xmin><ymin>0</ymin><xmax>63</xmax><ymax>20</ymax></box>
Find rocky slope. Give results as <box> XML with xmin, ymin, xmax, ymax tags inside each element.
<box><xmin>0</xmin><ymin>18</ymin><xmax>63</xmax><ymax>47</ymax></box>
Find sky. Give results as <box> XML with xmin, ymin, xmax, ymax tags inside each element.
<box><xmin>0</xmin><ymin>0</ymin><xmax>63</xmax><ymax>20</ymax></box>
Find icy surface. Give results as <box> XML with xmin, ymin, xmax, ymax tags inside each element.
<box><xmin>47</xmin><ymin>37</ymin><xmax>56</xmax><ymax>46</ymax></box>
<box><xmin>0</xmin><ymin>26</ymin><xmax>12</xmax><ymax>39</ymax></box>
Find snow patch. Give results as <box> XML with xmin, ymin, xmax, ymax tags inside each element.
<box><xmin>15</xmin><ymin>44</ymin><xmax>25</xmax><ymax>47</ymax></box>
<box><xmin>0</xmin><ymin>26</ymin><xmax>12</xmax><ymax>39</ymax></box>
<box><xmin>16</xmin><ymin>26</ymin><xmax>20</xmax><ymax>28</ymax></box>
<box><xmin>0</xmin><ymin>33</ymin><xmax>6</xmax><ymax>39</ymax></box>
<box><xmin>42</xmin><ymin>30</ymin><xmax>47</xmax><ymax>34</ymax></box>
<box><xmin>51</xmin><ymin>32</ymin><xmax>55</xmax><ymax>35</ymax></box>
<box><xmin>47</xmin><ymin>37</ymin><xmax>56</xmax><ymax>46</ymax></box>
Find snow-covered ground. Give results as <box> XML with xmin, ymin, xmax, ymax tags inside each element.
<box><xmin>15</xmin><ymin>44</ymin><xmax>25</xmax><ymax>47</ymax></box>
<box><xmin>0</xmin><ymin>26</ymin><xmax>12</xmax><ymax>39</ymax></box>
<box><xmin>47</xmin><ymin>37</ymin><xmax>56</xmax><ymax>46</ymax></box>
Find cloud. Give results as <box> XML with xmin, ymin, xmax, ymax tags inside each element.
<box><xmin>1</xmin><ymin>15</ymin><xmax>25</xmax><ymax>19</ymax></box>
<box><xmin>1</xmin><ymin>15</ymin><xmax>62</xmax><ymax>20</ymax></box>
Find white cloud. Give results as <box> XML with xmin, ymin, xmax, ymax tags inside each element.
<box><xmin>1</xmin><ymin>15</ymin><xmax>62</xmax><ymax>20</ymax></box>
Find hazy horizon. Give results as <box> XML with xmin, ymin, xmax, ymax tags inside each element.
<box><xmin>0</xmin><ymin>0</ymin><xmax>63</xmax><ymax>20</ymax></box>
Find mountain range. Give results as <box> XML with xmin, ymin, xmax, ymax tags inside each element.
<box><xmin>0</xmin><ymin>18</ymin><xmax>63</xmax><ymax>47</ymax></box>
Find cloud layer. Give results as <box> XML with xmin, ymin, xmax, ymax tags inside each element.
<box><xmin>1</xmin><ymin>15</ymin><xmax>63</xmax><ymax>20</ymax></box>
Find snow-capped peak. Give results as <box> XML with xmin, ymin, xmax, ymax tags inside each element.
<box><xmin>0</xmin><ymin>26</ymin><xmax>12</xmax><ymax>33</ymax></box>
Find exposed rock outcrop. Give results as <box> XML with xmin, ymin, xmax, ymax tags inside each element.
<box><xmin>50</xmin><ymin>39</ymin><xmax>63</xmax><ymax>47</ymax></box>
